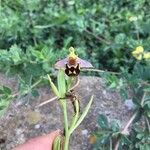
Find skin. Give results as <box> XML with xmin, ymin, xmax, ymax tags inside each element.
<box><xmin>13</xmin><ymin>130</ymin><xmax>60</xmax><ymax>150</ymax></box>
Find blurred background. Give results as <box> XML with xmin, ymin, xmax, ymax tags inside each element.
<box><xmin>0</xmin><ymin>0</ymin><xmax>150</xmax><ymax>79</ymax></box>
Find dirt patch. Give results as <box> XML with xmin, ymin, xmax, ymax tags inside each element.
<box><xmin>0</xmin><ymin>73</ymin><xmax>133</xmax><ymax>150</ymax></box>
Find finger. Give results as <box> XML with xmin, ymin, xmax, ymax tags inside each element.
<box><xmin>13</xmin><ymin>130</ymin><xmax>61</xmax><ymax>150</ymax></box>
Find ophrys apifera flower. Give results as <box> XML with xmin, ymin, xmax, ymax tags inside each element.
<box><xmin>55</xmin><ymin>47</ymin><xmax>93</xmax><ymax>76</ymax></box>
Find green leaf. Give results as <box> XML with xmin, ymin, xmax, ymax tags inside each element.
<box><xmin>0</xmin><ymin>100</ymin><xmax>9</xmax><ymax>110</ymax></box>
<box><xmin>136</xmin><ymin>133</ymin><xmax>144</xmax><ymax>139</ymax></box>
<box><xmin>9</xmin><ymin>44</ymin><xmax>22</xmax><ymax>64</ymax></box>
<box><xmin>115</xmin><ymin>33</ymin><xmax>126</xmax><ymax>45</ymax></box>
<box><xmin>0</xmin><ymin>108</ymin><xmax>7</xmax><ymax>116</ymax></box>
<box><xmin>119</xmin><ymin>88</ymin><xmax>128</xmax><ymax>100</ymax></box>
<box><xmin>32</xmin><ymin>50</ymin><xmax>45</xmax><ymax>60</ymax></box>
<box><xmin>98</xmin><ymin>114</ymin><xmax>109</xmax><ymax>129</ymax></box>
<box><xmin>42</xmin><ymin>63</ymin><xmax>51</xmax><ymax>72</ymax></box>
<box><xmin>110</xmin><ymin>120</ymin><xmax>120</xmax><ymax>132</ymax></box>
<box><xmin>69</xmin><ymin>99</ymin><xmax>80</xmax><ymax>134</ymax></box>
<box><xmin>144</xmin><ymin>87</ymin><xmax>150</xmax><ymax>92</ymax></box>
<box><xmin>31</xmin><ymin>89</ymin><xmax>39</xmax><ymax>97</ymax></box>
<box><xmin>18</xmin><ymin>78</ymin><xmax>30</xmax><ymax>95</ymax></box>
<box><xmin>0</xmin><ymin>89</ymin><xmax>3</xmax><ymax>95</ymax></box>
<box><xmin>69</xmin><ymin>95</ymin><xmax>93</xmax><ymax>133</ymax></box>
<box><xmin>133</xmin><ymin>110</ymin><xmax>143</xmax><ymax>123</ymax></box>
<box><xmin>52</xmin><ymin>135</ymin><xmax>62</xmax><ymax>150</ymax></box>
<box><xmin>47</xmin><ymin>75</ymin><xmax>60</xmax><ymax>98</ymax></box>
<box><xmin>66</xmin><ymin>76</ymin><xmax>74</xmax><ymax>91</ymax></box>
<box><xmin>3</xmin><ymin>86</ymin><xmax>11</xmax><ymax>95</ymax></box>
<box><xmin>57</xmin><ymin>69</ymin><xmax>66</xmax><ymax>98</ymax></box>
<box><xmin>147</xmin><ymin>111</ymin><xmax>150</xmax><ymax>118</ymax></box>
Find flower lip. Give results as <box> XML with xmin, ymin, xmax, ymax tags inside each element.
<box><xmin>68</xmin><ymin>57</ymin><xmax>77</xmax><ymax>66</ymax></box>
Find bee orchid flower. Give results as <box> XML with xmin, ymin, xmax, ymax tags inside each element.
<box><xmin>55</xmin><ymin>47</ymin><xmax>93</xmax><ymax>76</ymax></box>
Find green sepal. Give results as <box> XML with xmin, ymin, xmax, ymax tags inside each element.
<box><xmin>57</xmin><ymin>69</ymin><xmax>66</xmax><ymax>98</ymax></box>
<box><xmin>52</xmin><ymin>135</ymin><xmax>62</xmax><ymax>150</ymax></box>
<box><xmin>69</xmin><ymin>99</ymin><xmax>80</xmax><ymax>134</ymax></box>
<box><xmin>47</xmin><ymin>74</ymin><xmax>60</xmax><ymax>98</ymax></box>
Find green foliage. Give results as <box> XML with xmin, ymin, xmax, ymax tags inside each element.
<box><xmin>1</xmin><ymin>0</ymin><xmax>150</xmax><ymax>72</ymax></box>
<box><xmin>131</xmin><ymin>125</ymin><xmax>150</xmax><ymax>150</ymax></box>
<box><xmin>0</xmin><ymin>44</ymin><xmax>57</xmax><ymax>78</ymax></box>
<box><xmin>93</xmin><ymin>114</ymin><xmax>121</xmax><ymax>149</ymax></box>
<box><xmin>93</xmin><ymin>53</ymin><xmax>150</xmax><ymax>149</ymax></box>
<box><xmin>0</xmin><ymin>86</ymin><xmax>12</xmax><ymax>115</ymax></box>
<box><xmin>97</xmin><ymin>114</ymin><xmax>109</xmax><ymax>129</ymax></box>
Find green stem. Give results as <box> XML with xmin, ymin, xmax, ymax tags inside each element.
<box><xmin>64</xmin><ymin>100</ymin><xmax>80</xmax><ymax>149</ymax></box>
<box><xmin>69</xmin><ymin>99</ymin><xmax>80</xmax><ymax>134</ymax></box>
<box><xmin>31</xmin><ymin>78</ymin><xmax>42</xmax><ymax>89</ymax></box>
<box><xmin>62</xmin><ymin>101</ymin><xmax>69</xmax><ymax>135</ymax></box>
<box><xmin>60</xmin><ymin>98</ymin><xmax>70</xmax><ymax>150</ymax></box>
<box><xmin>64</xmin><ymin>134</ymin><xmax>70</xmax><ymax>150</ymax></box>
<box><xmin>141</xmin><ymin>92</ymin><xmax>146</xmax><ymax>107</ymax></box>
<box><xmin>145</xmin><ymin>117</ymin><xmax>150</xmax><ymax>133</ymax></box>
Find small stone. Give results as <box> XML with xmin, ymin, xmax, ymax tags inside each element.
<box><xmin>105</xmin><ymin>111</ymin><xmax>111</xmax><ymax>115</ymax></box>
<box><xmin>103</xmin><ymin>90</ymin><xmax>107</xmax><ymax>95</ymax></box>
<box><xmin>34</xmin><ymin>124</ymin><xmax>41</xmax><ymax>129</ymax></box>
<box><xmin>124</xmin><ymin>99</ymin><xmax>135</xmax><ymax>110</ymax></box>
<box><xmin>16</xmin><ymin>128</ymin><xmax>23</xmax><ymax>135</ymax></box>
<box><xmin>81</xmin><ymin>129</ymin><xmax>88</xmax><ymax>136</ymax></box>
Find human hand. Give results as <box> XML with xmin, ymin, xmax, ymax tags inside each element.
<box><xmin>13</xmin><ymin>130</ymin><xmax>60</xmax><ymax>150</ymax></box>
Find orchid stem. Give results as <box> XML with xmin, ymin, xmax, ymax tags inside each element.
<box><xmin>63</xmin><ymin>101</ymin><xmax>71</xmax><ymax>150</ymax></box>
<box><xmin>62</xmin><ymin>101</ymin><xmax>69</xmax><ymax>135</ymax></box>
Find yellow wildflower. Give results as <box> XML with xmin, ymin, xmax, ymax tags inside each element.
<box><xmin>143</xmin><ymin>52</ymin><xmax>150</xmax><ymax>60</ymax></box>
<box><xmin>132</xmin><ymin>46</ymin><xmax>144</xmax><ymax>60</ymax></box>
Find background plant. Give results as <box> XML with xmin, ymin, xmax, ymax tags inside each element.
<box><xmin>92</xmin><ymin>52</ymin><xmax>150</xmax><ymax>150</ymax></box>
<box><xmin>1</xmin><ymin>0</ymin><xmax>150</xmax><ymax>74</ymax></box>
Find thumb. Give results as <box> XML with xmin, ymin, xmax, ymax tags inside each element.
<box><xmin>13</xmin><ymin>130</ymin><xmax>61</xmax><ymax>150</ymax></box>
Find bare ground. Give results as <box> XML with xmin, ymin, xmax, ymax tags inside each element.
<box><xmin>0</xmin><ymin>73</ymin><xmax>133</xmax><ymax>150</ymax></box>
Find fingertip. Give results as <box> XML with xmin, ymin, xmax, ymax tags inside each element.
<box><xmin>55</xmin><ymin>129</ymin><xmax>61</xmax><ymax>134</ymax></box>
<box><xmin>49</xmin><ymin>129</ymin><xmax>61</xmax><ymax>138</ymax></box>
